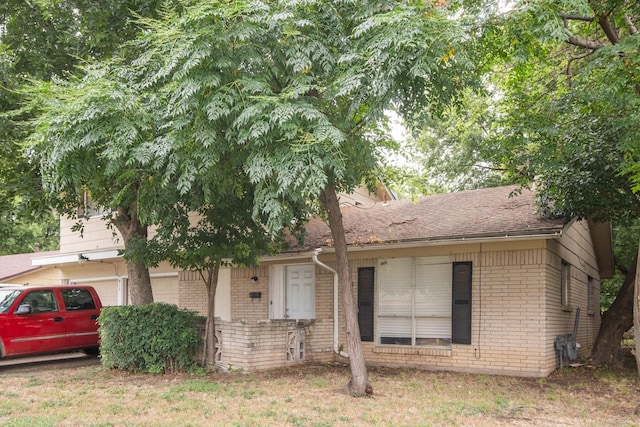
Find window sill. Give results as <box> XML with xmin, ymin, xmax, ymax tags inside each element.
<box><xmin>561</xmin><ymin>304</ymin><xmax>573</xmax><ymax>312</ymax></box>
<box><xmin>373</xmin><ymin>346</ymin><xmax>451</xmax><ymax>357</ymax></box>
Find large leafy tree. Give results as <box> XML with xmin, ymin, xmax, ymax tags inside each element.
<box><xmin>0</xmin><ymin>0</ymin><xmax>177</xmax><ymax>256</ymax></box>
<box><xmin>409</xmin><ymin>88</ymin><xmax>513</xmax><ymax>193</ymax></box>
<box><xmin>471</xmin><ymin>0</ymin><xmax>640</xmax><ymax>368</ymax></box>
<box><xmin>25</xmin><ymin>69</ymin><xmax>160</xmax><ymax>304</ymax></box>
<box><xmin>113</xmin><ymin>0</ymin><xmax>477</xmax><ymax>395</ymax></box>
<box><xmin>404</xmin><ymin>0</ymin><xmax>640</xmax><ymax>368</ymax></box>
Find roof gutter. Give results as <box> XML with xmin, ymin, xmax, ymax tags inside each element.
<box><xmin>311</xmin><ymin>248</ymin><xmax>349</xmax><ymax>359</ymax></box>
<box><xmin>391</xmin><ymin>228</ymin><xmax>564</xmax><ymax>245</ymax></box>
<box><xmin>284</xmin><ymin>229</ymin><xmax>564</xmax><ymax>256</ymax></box>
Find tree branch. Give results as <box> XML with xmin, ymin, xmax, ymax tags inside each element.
<box><xmin>466</xmin><ymin>164</ymin><xmax>505</xmax><ymax>173</ymax></box>
<box><xmin>567</xmin><ymin>51</ymin><xmax>593</xmax><ymax>75</ymax></box>
<box><xmin>562</xmin><ymin>14</ymin><xmax>605</xmax><ymax>50</ymax></box>
<box><xmin>566</xmin><ymin>35</ymin><xmax>606</xmax><ymax>50</ymax></box>
<box><xmin>598</xmin><ymin>12</ymin><xmax>620</xmax><ymax>45</ymax></box>
<box><xmin>559</xmin><ymin>13</ymin><xmax>594</xmax><ymax>22</ymax></box>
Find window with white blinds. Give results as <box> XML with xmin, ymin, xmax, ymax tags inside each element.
<box><xmin>378</xmin><ymin>256</ymin><xmax>452</xmax><ymax>346</ymax></box>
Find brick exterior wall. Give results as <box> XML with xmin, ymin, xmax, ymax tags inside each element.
<box><xmin>213</xmin><ymin>319</ymin><xmax>334</xmax><ymax>371</ymax></box>
<box><xmin>179</xmin><ymin>265</ymin><xmax>337</xmax><ymax>371</ymax></box>
<box><xmin>230</xmin><ymin>266</ymin><xmax>269</xmax><ymax>321</ymax></box>
<box><xmin>176</xmin><ymin>225</ymin><xmax>601</xmax><ymax>376</ymax></box>
<box><xmin>178</xmin><ymin>270</ymin><xmax>208</xmax><ymax>316</ymax></box>
<box><xmin>353</xmin><ymin>247</ymin><xmax>599</xmax><ymax>377</ymax></box>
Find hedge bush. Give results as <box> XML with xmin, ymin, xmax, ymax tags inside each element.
<box><xmin>98</xmin><ymin>302</ymin><xmax>201</xmax><ymax>374</ymax></box>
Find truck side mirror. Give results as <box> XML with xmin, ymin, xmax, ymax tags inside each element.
<box><xmin>15</xmin><ymin>304</ymin><xmax>32</xmax><ymax>315</ymax></box>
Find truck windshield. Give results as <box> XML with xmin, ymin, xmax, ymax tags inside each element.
<box><xmin>0</xmin><ymin>290</ymin><xmax>22</xmax><ymax>314</ymax></box>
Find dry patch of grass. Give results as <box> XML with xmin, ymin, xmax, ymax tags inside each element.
<box><xmin>0</xmin><ymin>362</ymin><xmax>638</xmax><ymax>426</ymax></box>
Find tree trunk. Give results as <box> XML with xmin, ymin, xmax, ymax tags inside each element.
<box><xmin>125</xmin><ymin>261</ymin><xmax>154</xmax><ymax>305</ymax></box>
<box><xmin>591</xmin><ymin>253</ymin><xmax>636</xmax><ymax>365</ymax></box>
<box><xmin>635</xmin><ymin>244</ymin><xmax>640</xmax><ymax>376</ymax></box>
<box><xmin>320</xmin><ymin>184</ymin><xmax>371</xmax><ymax>396</ymax></box>
<box><xmin>202</xmin><ymin>267</ymin><xmax>219</xmax><ymax>369</ymax></box>
<box><xmin>115</xmin><ymin>204</ymin><xmax>154</xmax><ymax>305</ymax></box>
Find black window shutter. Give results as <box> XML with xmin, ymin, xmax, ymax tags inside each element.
<box><xmin>452</xmin><ymin>262</ymin><xmax>472</xmax><ymax>344</ymax></box>
<box><xmin>357</xmin><ymin>267</ymin><xmax>375</xmax><ymax>342</ymax></box>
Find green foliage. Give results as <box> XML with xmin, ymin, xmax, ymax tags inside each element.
<box><xmin>0</xmin><ymin>43</ymin><xmax>59</xmax><ymax>252</ymax></box>
<box><xmin>600</xmin><ymin>273</ymin><xmax>623</xmax><ymax>313</ymax></box>
<box><xmin>102</xmin><ymin>2</ymin><xmax>478</xmax><ymax>392</ymax></box>
<box><xmin>612</xmin><ymin>219</ymin><xmax>640</xmax><ymax>270</ymax></box>
<box><xmin>146</xmin><ymin>167</ymin><xmax>285</xmax><ymax>273</ymax></box>
<box><xmin>0</xmin><ymin>211</ymin><xmax>58</xmax><ymax>255</ymax></box>
<box><xmin>22</xmin><ymin>0</ymin><xmax>481</xmax><ymax>273</ymax></box>
<box><xmin>98</xmin><ymin>303</ymin><xmax>201</xmax><ymax>374</ymax></box>
<box><xmin>600</xmin><ymin>219</ymin><xmax>640</xmax><ymax>311</ymax></box>
<box><xmin>22</xmin><ymin>63</ymin><xmax>171</xmax><ymax>268</ymax></box>
<box><xmin>408</xmin><ymin>88</ymin><xmax>517</xmax><ymax>193</ymax></box>
<box><xmin>478</xmin><ymin>0</ymin><xmax>640</xmax><ymax>222</ymax></box>
<box><xmin>125</xmin><ymin>0</ymin><xmax>477</xmax><ymax>233</ymax></box>
<box><xmin>0</xmin><ymin>0</ymin><xmax>182</xmax><ymax>255</ymax></box>
<box><xmin>21</xmin><ymin>3</ymin><xmax>481</xmax><ymax>390</ymax></box>
<box><xmin>402</xmin><ymin>1</ymin><xmax>640</xmax><ymax>319</ymax></box>
<box><xmin>463</xmin><ymin>1</ymin><xmax>640</xmax><ymax>342</ymax></box>
<box><xmin>0</xmin><ymin>0</ymin><xmax>177</xmax><ymax>78</ymax></box>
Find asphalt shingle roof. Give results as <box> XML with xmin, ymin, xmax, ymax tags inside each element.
<box><xmin>0</xmin><ymin>250</ymin><xmax>59</xmax><ymax>282</ymax></box>
<box><xmin>294</xmin><ymin>185</ymin><xmax>565</xmax><ymax>251</ymax></box>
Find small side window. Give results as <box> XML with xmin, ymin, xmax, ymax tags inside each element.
<box><xmin>561</xmin><ymin>261</ymin><xmax>571</xmax><ymax>310</ymax></box>
<box><xmin>61</xmin><ymin>288</ymin><xmax>97</xmax><ymax>311</ymax></box>
<box><xmin>587</xmin><ymin>276</ymin><xmax>596</xmax><ymax>315</ymax></box>
<box><xmin>78</xmin><ymin>192</ymin><xmax>111</xmax><ymax>218</ymax></box>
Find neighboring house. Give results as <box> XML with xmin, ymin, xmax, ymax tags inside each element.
<box><xmin>0</xmin><ymin>249</ymin><xmax>60</xmax><ymax>285</ymax></box>
<box><xmin>33</xmin><ymin>185</ymin><xmax>612</xmax><ymax>377</ymax></box>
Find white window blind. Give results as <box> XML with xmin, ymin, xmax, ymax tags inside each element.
<box><xmin>378</xmin><ymin>256</ymin><xmax>452</xmax><ymax>346</ymax></box>
<box><xmin>378</xmin><ymin>258</ymin><xmax>413</xmax><ymax>317</ymax></box>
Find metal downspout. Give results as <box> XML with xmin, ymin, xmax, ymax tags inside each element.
<box><xmin>312</xmin><ymin>248</ymin><xmax>349</xmax><ymax>358</ymax></box>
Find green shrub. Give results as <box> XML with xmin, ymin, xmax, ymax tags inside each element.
<box><xmin>98</xmin><ymin>303</ymin><xmax>201</xmax><ymax>374</ymax></box>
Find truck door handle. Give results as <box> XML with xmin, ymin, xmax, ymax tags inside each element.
<box><xmin>53</xmin><ymin>317</ymin><xmax>64</xmax><ymax>322</ymax></box>
<box><xmin>90</xmin><ymin>315</ymin><xmax>98</xmax><ymax>320</ymax></box>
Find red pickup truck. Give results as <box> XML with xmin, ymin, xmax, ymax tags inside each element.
<box><xmin>0</xmin><ymin>285</ymin><xmax>102</xmax><ymax>359</ymax></box>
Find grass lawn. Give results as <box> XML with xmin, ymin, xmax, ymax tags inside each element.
<box><xmin>0</xmin><ymin>362</ymin><xmax>638</xmax><ymax>426</ymax></box>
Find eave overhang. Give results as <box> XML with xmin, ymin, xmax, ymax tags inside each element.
<box><xmin>32</xmin><ymin>250</ymin><xmax>122</xmax><ymax>267</ymax></box>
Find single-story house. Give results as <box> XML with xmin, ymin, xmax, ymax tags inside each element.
<box><xmin>33</xmin><ymin>185</ymin><xmax>612</xmax><ymax>377</ymax></box>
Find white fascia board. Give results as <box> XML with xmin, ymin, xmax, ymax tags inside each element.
<box><xmin>32</xmin><ymin>250</ymin><xmax>122</xmax><ymax>266</ymax></box>
<box><xmin>32</xmin><ymin>254</ymin><xmax>82</xmax><ymax>266</ymax></box>
<box><xmin>71</xmin><ymin>271</ymin><xmax>178</xmax><ymax>283</ymax></box>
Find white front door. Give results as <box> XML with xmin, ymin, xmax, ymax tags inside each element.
<box><xmin>286</xmin><ymin>265</ymin><xmax>315</xmax><ymax>319</ymax></box>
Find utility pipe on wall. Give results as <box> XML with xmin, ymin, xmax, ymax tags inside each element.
<box><xmin>312</xmin><ymin>248</ymin><xmax>349</xmax><ymax>358</ymax></box>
